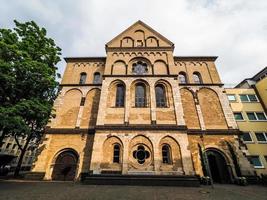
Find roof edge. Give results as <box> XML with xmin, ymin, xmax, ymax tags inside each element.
<box><xmin>64</xmin><ymin>57</ymin><xmax>106</xmax><ymax>62</ymax></box>
<box><xmin>174</xmin><ymin>56</ymin><xmax>218</xmax><ymax>61</ymax></box>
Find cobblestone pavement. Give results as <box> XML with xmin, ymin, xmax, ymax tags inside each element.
<box><xmin>0</xmin><ymin>180</ymin><xmax>266</xmax><ymax>200</ymax></box>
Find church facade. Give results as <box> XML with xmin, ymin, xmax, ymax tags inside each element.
<box><xmin>30</xmin><ymin>21</ymin><xmax>254</xmax><ymax>183</ymax></box>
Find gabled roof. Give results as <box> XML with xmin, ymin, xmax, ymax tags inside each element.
<box><xmin>106</xmin><ymin>20</ymin><xmax>174</xmax><ymax>47</ymax></box>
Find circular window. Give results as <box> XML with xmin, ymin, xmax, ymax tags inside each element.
<box><xmin>133</xmin><ymin>145</ymin><xmax>150</xmax><ymax>164</ymax></box>
<box><xmin>132</xmin><ymin>61</ymin><xmax>148</xmax><ymax>75</ymax></box>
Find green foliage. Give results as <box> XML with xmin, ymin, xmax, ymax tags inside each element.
<box><xmin>0</xmin><ymin>20</ymin><xmax>61</xmax><ymax>176</ymax></box>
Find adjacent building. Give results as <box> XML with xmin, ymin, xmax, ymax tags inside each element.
<box><xmin>226</xmin><ymin>67</ymin><xmax>267</xmax><ymax>175</ymax></box>
<box><xmin>29</xmin><ymin>21</ymin><xmax>254</xmax><ymax>183</ymax></box>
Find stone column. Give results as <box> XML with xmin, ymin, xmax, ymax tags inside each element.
<box><xmin>179</xmin><ymin>135</ymin><xmax>195</xmax><ymax>175</ymax></box>
<box><xmin>171</xmin><ymin>81</ymin><xmax>186</xmax><ymax>126</ymax></box>
<box><xmin>152</xmin><ymin>137</ymin><xmax>161</xmax><ymax>174</ymax></box>
<box><xmin>96</xmin><ymin>80</ymin><xmax>110</xmax><ymax>125</ymax></box>
<box><xmin>124</xmin><ymin>79</ymin><xmax>131</xmax><ymax>124</ymax></box>
<box><xmin>122</xmin><ymin>136</ymin><xmax>129</xmax><ymax>174</ymax></box>
<box><xmin>149</xmin><ymin>79</ymin><xmax>157</xmax><ymax>123</ymax></box>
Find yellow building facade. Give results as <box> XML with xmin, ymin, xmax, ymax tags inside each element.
<box><xmin>226</xmin><ymin>67</ymin><xmax>267</xmax><ymax>176</ymax></box>
<box><xmin>29</xmin><ymin>21</ymin><xmax>254</xmax><ymax>184</ymax></box>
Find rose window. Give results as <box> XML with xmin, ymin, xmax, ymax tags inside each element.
<box><xmin>133</xmin><ymin>145</ymin><xmax>150</xmax><ymax>164</ymax></box>
<box><xmin>132</xmin><ymin>61</ymin><xmax>148</xmax><ymax>75</ymax></box>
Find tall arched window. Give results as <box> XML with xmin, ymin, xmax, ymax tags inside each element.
<box><xmin>178</xmin><ymin>72</ymin><xmax>187</xmax><ymax>84</ymax></box>
<box><xmin>79</xmin><ymin>72</ymin><xmax>87</xmax><ymax>84</ymax></box>
<box><xmin>113</xmin><ymin>144</ymin><xmax>120</xmax><ymax>163</ymax></box>
<box><xmin>135</xmin><ymin>83</ymin><xmax>146</xmax><ymax>107</ymax></box>
<box><xmin>93</xmin><ymin>72</ymin><xmax>101</xmax><ymax>84</ymax></box>
<box><xmin>193</xmin><ymin>72</ymin><xmax>202</xmax><ymax>84</ymax></box>
<box><xmin>155</xmin><ymin>84</ymin><xmax>167</xmax><ymax>107</ymax></box>
<box><xmin>115</xmin><ymin>84</ymin><xmax>125</xmax><ymax>107</ymax></box>
<box><xmin>162</xmin><ymin>144</ymin><xmax>172</xmax><ymax>164</ymax></box>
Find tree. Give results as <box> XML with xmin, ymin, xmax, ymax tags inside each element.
<box><xmin>0</xmin><ymin>20</ymin><xmax>61</xmax><ymax>176</ymax></box>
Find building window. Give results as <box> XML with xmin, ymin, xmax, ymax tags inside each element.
<box><xmin>248</xmin><ymin>156</ymin><xmax>264</xmax><ymax>168</ymax></box>
<box><xmin>242</xmin><ymin>132</ymin><xmax>253</xmax><ymax>143</ymax></box>
<box><xmin>234</xmin><ymin>112</ymin><xmax>244</xmax><ymax>121</ymax></box>
<box><xmin>227</xmin><ymin>94</ymin><xmax>236</xmax><ymax>102</ymax></box>
<box><xmin>239</xmin><ymin>94</ymin><xmax>258</xmax><ymax>102</ymax></box>
<box><xmin>79</xmin><ymin>72</ymin><xmax>87</xmax><ymax>84</ymax></box>
<box><xmin>93</xmin><ymin>72</ymin><xmax>101</xmax><ymax>84</ymax></box>
<box><xmin>113</xmin><ymin>144</ymin><xmax>120</xmax><ymax>163</ymax></box>
<box><xmin>162</xmin><ymin>145</ymin><xmax>172</xmax><ymax>164</ymax></box>
<box><xmin>255</xmin><ymin>132</ymin><xmax>267</xmax><ymax>143</ymax></box>
<box><xmin>133</xmin><ymin>145</ymin><xmax>150</xmax><ymax>164</ymax></box>
<box><xmin>247</xmin><ymin>112</ymin><xmax>267</xmax><ymax>121</ymax></box>
<box><xmin>135</xmin><ymin>83</ymin><xmax>146</xmax><ymax>107</ymax></box>
<box><xmin>178</xmin><ymin>72</ymin><xmax>187</xmax><ymax>84</ymax></box>
<box><xmin>132</xmin><ymin>61</ymin><xmax>148</xmax><ymax>75</ymax></box>
<box><xmin>115</xmin><ymin>84</ymin><xmax>125</xmax><ymax>107</ymax></box>
<box><xmin>193</xmin><ymin>72</ymin><xmax>202</xmax><ymax>84</ymax></box>
<box><xmin>155</xmin><ymin>84</ymin><xmax>167</xmax><ymax>107</ymax></box>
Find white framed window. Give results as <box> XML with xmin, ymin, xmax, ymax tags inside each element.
<box><xmin>255</xmin><ymin>132</ymin><xmax>267</xmax><ymax>143</ymax></box>
<box><xmin>248</xmin><ymin>155</ymin><xmax>264</xmax><ymax>168</ymax></box>
<box><xmin>227</xmin><ymin>94</ymin><xmax>236</xmax><ymax>102</ymax></box>
<box><xmin>234</xmin><ymin>112</ymin><xmax>244</xmax><ymax>121</ymax></box>
<box><xmin>239</xmin><ymin>94</ymin><xmax>258</xmax><ymax>102</ymax></box>
<box><xmin>242</xmin><ymin>132</ymin><xmax>253</xmax><ymax>143</ymax></box>
<box><xmin>246</xmin><ymin>112</ymin><xmax>267</xmax><ymax>121</ymax></box>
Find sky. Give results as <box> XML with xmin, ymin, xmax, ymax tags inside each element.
<box><xmin>1</xmin><ymin>0</ymin><xmax>267</xmax><ymax>85</ymax></box>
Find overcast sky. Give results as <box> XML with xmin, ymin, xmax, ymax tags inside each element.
<box><xmin>1</xmin><ymin>0</ymin><xmax>267</xmax><ymax>85</ymax></box>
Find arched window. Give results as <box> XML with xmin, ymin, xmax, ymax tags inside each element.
<box><xmin>113</xmin><ymin>144</ymin><xmax>120</xmax><ymax>163</ymax></box>
<box><xmin>155</xmin><ymin>84</ymin><xmax>167</xmax><ymax>107</ymax></box>
<box><xmin>162</xmin><ymin>144</ymin><xmax>172</xmax><ymax>164</ymax></box>
<box><xmin>79</xmin><ymin>72</ymin><xmax>87</xmax><ymax>84</ymax></box>
<box><xmin>178</xmin><ymin>72</ymin><xmax>187</xmax><ymax>84</ymax></box>
<box><xmin>135</xmin><ymin>83</ymin><xmax>146</xmax><ymax>107</ymax></box>
<box><xmin>115</xmin><ymin>84</ymin><xmax>125</xmax><ymax>107</ymax></box>
<box><xmin>93</xmin><ymin>72</ymin><xmax>101</xmax><ymax>84</ymax></box>
<box><xmin>193</xmin><ymin>72</ymin><xmax>202</xmax><ymax>84</ymax></box>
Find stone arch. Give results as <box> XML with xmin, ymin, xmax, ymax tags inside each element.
<box><xmin>180</xmin><ymin>88</ymin><xmax>200</xmax><ymax>129</ymax></box>
<box><xmin>107</xmin><ymin>79</ymin><xmax>126</xmax><ymax>108</ymax></box>
<box><xmin>192</xmin><ymin>71</ymin><xmax>203</xmax><ymax>84</ymax></box>
<box><xmin>121</xmin><ymin>36</ymin><xmax>134</xmax><ymax>47</ymax></box>
<box><xmin>204</xmin><ymin>147</ymin><xmax>232</xmax><ymax>183</ymax></box>
<box><xmin>130</xmin><ymin>79</ymin><xmax>150</xmax><ymax>107</ymax></box>
<box><xmin>112</xmin><ymin>60</ymin><xmax>127</xmax><ymax>75</ymax></box>
<box><xmin>57</xmin><ymin>89</ymin><xmax>82</xmax><ymax>127</ymax></box>
<box><xmin>178</xmin><ymin>71</ymin><xmax>188</xmax><ymax>84</ymax></box>
<box><xmin>159</xmin><ymin>136</ymin><xmax>183</xmax><ymax>172</ymax></box>
<box><xmin>154</xmin><ymin>79</ymin><xmax>173</xmax><ymax>107</ymax></box>
<box><xmin>80</xmin><ymin>88</ymin><xmax>101</xmax><ymax>127</ymax></box>
<box><xmin>198</xmin><ymin>88</ymin><xmax>227</xmax><ymax>129</ymax></box>
<box><xmin>154</xmin><ymin>80</ymin><xmax>176</xmax><ymax>124</ymax></box>
<box><xmin>134</xmin><ymin>30</ymin><xmax>145</xmax><ymax>47</ymax></box>
<box><xmin>128</xmin><ymin>135</ymin><xmax>154</xmax><ymax>170</ymax></box>
<box><xmin>101</xmin><ymin>136</ymin><xmax>123</xmax><ymax>172</ymax></box>
<box><xmin>146</xmin><ymin>36</ymin><xmax>158</xmax><ymax>47</ymax></box>
<box><xmin>154</xmin><ymin>60</ymin><xmax>168</xmax><ymax>75</ymax></box>
<box><xmin>51</xmin><ymin>148</ymin><xmax>79</xmax><ymax>181</ymax></box>
<box><xmin>129</xmin><ymin>57</ymin><xmax>152</xmax><ymax>75</ymax></box>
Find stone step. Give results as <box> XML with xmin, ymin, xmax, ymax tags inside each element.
<box><xmin>81</xmin><ymin>174</ymin><xmax>200</xmax><ymax>187</ymax></box>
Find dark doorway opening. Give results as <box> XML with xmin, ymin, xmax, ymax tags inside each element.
<box><xmin>206</xmin><ymin>149</ymin><xmax>230</xmax><ymax>183</ymax></box>
<box><xmin>52</xmin><ymin>150</ymin><xmax>78</xmax><ymax>181</ymax></box>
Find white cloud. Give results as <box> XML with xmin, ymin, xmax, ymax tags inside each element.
<box><xmin>1</xmin><ymin>0</ymin><xmax>267</xmax><ymax>85</ymax></box>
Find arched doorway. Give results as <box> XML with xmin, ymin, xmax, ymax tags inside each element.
<box><xmin>206</xmin><ymin>149</ymin><xmax>230</xmax><ymax>183</ymax></box>
<box><xmin>51</xmin><ymin>149</ymin><xmax>78</xmax><ymax>181</ymax></box>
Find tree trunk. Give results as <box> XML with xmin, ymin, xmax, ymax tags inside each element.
<box><xmin>14</xmin><ymin>134</ymin><xmax>32</xmax><ymax>177</ymax></box>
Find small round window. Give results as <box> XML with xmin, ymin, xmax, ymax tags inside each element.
<box><xmin>133</xmin><ymin>145</ymin><xmax>150</xmax><ymax>164</ymax></box>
